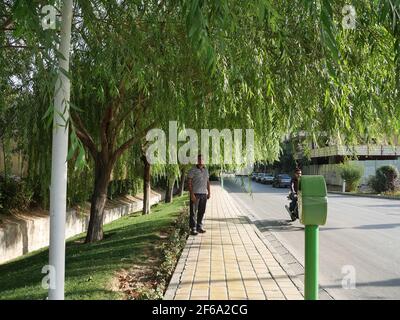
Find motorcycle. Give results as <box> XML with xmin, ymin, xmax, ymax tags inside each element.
<box><xmin>285</xmin><ymin>192</ymin><xmax>299</xmax><ymax>221</ymax></box>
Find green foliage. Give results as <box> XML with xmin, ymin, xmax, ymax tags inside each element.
<box><xmin>274</xmin><ymin>141</ymin><xmax>297</xmax><ymax>174</ymax></box>
<box><xmin>209</xmin><ymin>168</ymin><xmax>221</xmax><ymax>181</ymax></box>
<box><xmin>368</xmin><ymin>165</ymin><xmax>399</xmax><ymax>193</ymax></box>
<box><xmin>0</xmin><ymin>176</ymin><xmax>34</xmax><ymax>214</ymax></box>
<box><xmin>339</xmin><ymin>163</ymin><xmax>364</xmax><ymax>192</ymax></box>
<box><xmin>66</xmin><ymin>165</ymin><xmax>94</xmax><ymax>207</ymax></box>
<box><xmin>155</xmin><ymin>205</ymin><xmax>189</xmax><ymax>293</ymax></box>
<box><xmin>3</xmin><ymin>0</ymin><xmax>400</xmax><ymax>213</ymax></box>
<box><xmin>107</xmin><ymin>178</ymin><xmax>143</xmax><ymax>200</ymax></box>
<box><xmin>135</xmin><ymin>285</ymin><xmax>164</xmax><ymax>300</ymax></box>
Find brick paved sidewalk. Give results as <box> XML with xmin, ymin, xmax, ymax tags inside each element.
<box><xmin>164</xmin><ymin>183</ymin><xmax>303</xmax><ymax>300</ymax></box>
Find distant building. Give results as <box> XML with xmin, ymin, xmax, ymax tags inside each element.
<box><xmin>295</xmin><ymin>144</ymin><xmax>400</xmax><ymax>186</ymax></box>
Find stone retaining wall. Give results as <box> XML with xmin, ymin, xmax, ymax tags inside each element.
<box><xmin>0</xmin><ymin>190</ymin><xmax>164</xmax><ymax>265</ymax></box>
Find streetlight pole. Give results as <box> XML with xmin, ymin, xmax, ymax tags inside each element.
<box><xmin>48</xmin><ymin>0</ymin><xmax>73</xmax><ymax>300</ymax></box>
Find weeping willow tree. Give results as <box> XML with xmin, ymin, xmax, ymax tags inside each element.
<box><xmin>188</xmin><ymin>0</ymin><xmax>399</xmax><ymax>160</ymax></box>
<box><xmin>68</xmin><ymin>0</ymin><xmax>210</xmax><ymax>242</ymax></box>
<box><xmin>2</xmin><ymin>0</ymin><xmax>400</xmax><ymax>243</ymax></box>
<box><xmin>0</xmin><ymin>0</ymin><xmax>93</xmax><ymax>209</ymax></box>
<box><xmin>1</xmin><ymin>0</ymin><xmax>60</xmax><ymax>209</ymax></box>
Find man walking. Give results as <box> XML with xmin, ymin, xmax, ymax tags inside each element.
<box><xmin>187</xmin><ymin>154</ymin><xmax>210</xmax><ymax>235</ymax></box>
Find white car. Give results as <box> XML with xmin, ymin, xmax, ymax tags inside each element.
<box><xmin>261</xmin><ymin>174</ymin><xmax>274</xmax><ymax>184</ymax></box>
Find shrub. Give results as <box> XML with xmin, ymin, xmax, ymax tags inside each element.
<box><xmin>339</xmin><ymin>163</ymin><xmax>364</xmax><ymax>192</ymax></box>
<box><xmin>209</xmin><ymin>170</ymin><xmax>220</xmax><ymax>181</ymax></box>
<box><xmin>0</xmin><ymin>175</ymin><xmax>34</xmax><ymax>213</ymax></box>
<box><xmin>107</xmin><ymin>179</ymin><xmax>142</xmax><ymax>199</ymax></box>
<box><xmin>156</xmin><ymin>207</ymin><xmax>188</xmax><ymax>287</ymax></box>
<box><xmin>368</xmin><ymin>165</ymin><xmax>399</xmax><ymax>193</ymax></box>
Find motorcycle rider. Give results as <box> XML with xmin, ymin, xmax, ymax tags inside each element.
<box><xmin>289</xmin><ymin>168</ymin><xmax>302</xmax><ymax>218</ymax></box>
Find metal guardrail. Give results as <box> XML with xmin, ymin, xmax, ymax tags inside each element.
<box><xmin>296</xmin><ymin>144</ymin><xmax>400</xmax><ymax>160</ymax></box>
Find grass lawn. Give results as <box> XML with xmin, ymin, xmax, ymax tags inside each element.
<box><xmin>0</xmin><ymin>194</ymin><xmax>188</xmax><ymax>300</ymax></box>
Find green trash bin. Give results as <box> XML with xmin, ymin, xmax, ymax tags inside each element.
<box><xmin>299</xmin><ymin>175</ymin><xmax>328</xmax><ymax>226</ymax></box>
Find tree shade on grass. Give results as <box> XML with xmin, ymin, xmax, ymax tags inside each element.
<box><xmin>0</xmin><ymin>195</ymin><xmax>188</xmax><ymax>300</ymax></box>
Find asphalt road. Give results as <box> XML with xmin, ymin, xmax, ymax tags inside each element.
<box><xmin>223</xmin><ymin>177</ymin><xmax>400</xmax><ymax>300</ymax></box>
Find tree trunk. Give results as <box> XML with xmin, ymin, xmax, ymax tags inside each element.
<box><xmin>165</xmin><ymin>177</ymin><xmax>175</xmax><ymax>203</ymax></box>
<box><xmin>178</xmin><ymin>170</ymin><xmax>186</xmax><ymax>196</ymax></box>
<box><xmin>85</xmin><ymin>160</ymin><xmax>112</xmax><ymax>243</ymax></box>
<box><xmin>142</xmin><ymin>155</ymin><xmax>151</xmax><ymax>215</ymax></box>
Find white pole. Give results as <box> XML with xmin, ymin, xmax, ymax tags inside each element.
<box><xmin>48</xmin><ymin>0</ymin><xmax>73</xmax><ymax>300</ymax></box>
<box><xmin>220</xmin><ymin>165</ymin><xmax>224</xmax><ymax>189</ymax></box>
<box><xmin>342</xmin><ymin>180</ymin><xmax>346</xmax><ymax>193</ymax></box>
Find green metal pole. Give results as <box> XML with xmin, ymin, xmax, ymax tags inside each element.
<box><xmin>305</xmin><ymin>225</ymin><xmax>319</xmax><ymax>300</ymax></box>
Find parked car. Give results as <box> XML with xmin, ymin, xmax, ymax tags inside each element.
<box><xmin>272</xmin><ymin>174</ymin><xmax>292</xmax><ymax>188</ymax></box>
<box><xmin>256</xmin><ymin>173</ymin><xmax>264</xmax><ymax>182</ymax></box>
<box><xmin>257</xmin><ymin>173</ymin><xmax>266</xmax><ymax>183</ymax></box>
<box><xmin>251</xmin><ymin>172</ymin><xmax>259</xmax><ymax>180</ymax></box>
<box><xmin>261</xmin><ymin>173</ymin><xmax>274</xmax><ymax>184</ymax></box>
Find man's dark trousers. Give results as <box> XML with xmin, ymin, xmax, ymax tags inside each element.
<box><xmin>289</xmin><ymin>196</ymin><xmax>297</xmax><ymax>212</ymax></box>
<box><xmin>190</xmin><ymin>193</ymin><xmax>207</xmax><ymax>230</ymax></box>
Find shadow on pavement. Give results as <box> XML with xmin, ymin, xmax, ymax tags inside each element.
<box><xmin>322</xmin><ymin>277</ymin><xmax>400</xmax><ymax>289</ymax></box>
<box><xmin>255</xmin><ymin>219</ymin><xmax>304</xmax><ymax>232</ymax></box>
<box><xmin>320</xmin><ymin>223</ymin><xmax>400</xmax><ymax>232</ymax></box>
<box><xmin>365</xmin><ymin>204</ymin><xmax>400</xmax><ymax>208</ymax></box>
<box><xmin>207</xmin><ymin>216</ymin><xmax>250</xmax><ymax>224</ymax></box>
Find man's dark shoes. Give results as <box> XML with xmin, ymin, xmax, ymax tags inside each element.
<box><xmin>190</xmin><ymin>229</ymin><xmax>198</xmax><ymax>236</ymax></box>
<box><xmin>197</xmin><ymin>227</ymin><xmax>206</xmax><ymax>234</ymax></box>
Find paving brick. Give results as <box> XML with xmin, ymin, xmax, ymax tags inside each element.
<box><xmin>175</xmin><ymin>294</ymin><xmax>190</xmax><ymax>300</ymax></box>
<box><xmin>268</xmin><ymin>295</ymin><xmax>286</xmax><ymax>300</ymax></box>
<box><xmin>165</xmin><ymin>184</ymin><xmax>302</xmax><ymax>301</ymax></box>
<box><xmin>247</xmin><ymin>294</ymin><xmax>266</xmax><ymax>300</ymax></box>
<box><xmin>284</xmin><ymin>293</ymin><xmax>304</xmax><ymax>300</ymax></box>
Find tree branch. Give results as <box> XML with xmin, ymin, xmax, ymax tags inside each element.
<box><xmin>0</xmin><ymin>45</ymin><xmax>46</xmax><ymax>49</ymax></box>
<box><xmin>100</xmin><ymin>106</ymin><xmax>113</xmax><ymax>156</ymax></box>
<box><xmin>112</xmin><ymin>93</ymin><xmax>145</xmax><ymax>132</ymax></box>
<box><xmin>102</xmin><ymin>78</ymin><xmax>129</xmax><ymax>153</ymax></box>
<box><xmin>71</xmin><ymin>112</ymin><xmax>98</xmax><ymax>158</ymax></box>
<box><xmin>111</xmin><ymin>121</ymin><xmax>156</xmax><ymax>166</ymax></box>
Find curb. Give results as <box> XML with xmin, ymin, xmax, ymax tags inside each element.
<box><xmin>223</xmin><ymin>186</ymin><xmax>306</xmax><ymax>299</ymax></box>
<box><xmin>225</xmin><ymin>182</ymin><xmax>334</xmax><ymax>300</ymax></box>
<box><xmin>226</xmin><ymin>190</ymin><xmax>304</xmax><ymax>294</ymax></box>
<box><xmin>163</xmin><ymin>204</ymin><xmax>192</xmax><ymax>300</ymax></box>
<box><xmin>163</xmin><ymin>238</ymin><xmax>192</xmax><ymax>300</ymax></box>
<box><xmin>237</xmin><ymin>201</ymin><xmax>305</xmax><ymax>297</ymax></box>
<box><xmin>328</xmin><ymin>191</ymin><xmax>400</xmax><ymax>200</ymax></box>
